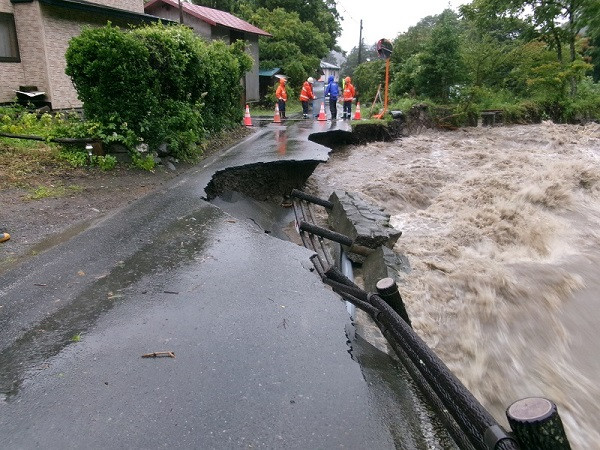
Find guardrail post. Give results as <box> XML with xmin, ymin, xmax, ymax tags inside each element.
<box><xmin>376</xmin><ymin>277</ymin><xmax>411</xmax><ymax>328</ymax></box>
<box><xmin>506</xmin><ymin>397</ymin><xmax>571</xmax><ymax>449</ymax></box>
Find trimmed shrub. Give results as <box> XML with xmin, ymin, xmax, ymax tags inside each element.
<box><xmin>65</xmin><ymin>23</ymin><xmax>252</xmax><ymax>161</ymax></box>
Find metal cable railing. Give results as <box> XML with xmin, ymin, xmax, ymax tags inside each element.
<box><xmin>291</xmin><ymin>191</ymin><xmax>520</xmax><ymax>450</ymax></box>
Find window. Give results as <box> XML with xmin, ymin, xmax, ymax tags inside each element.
<box><xmin>0</xmin><ymin>13</ymin><xmax>20</xmax><ymax>63</ymax></box>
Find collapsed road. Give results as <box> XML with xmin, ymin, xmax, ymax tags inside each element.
<box><xmin>0</xmin><ymin>119</ymin><xmax>458</xmax><ymax>448</ymax></box>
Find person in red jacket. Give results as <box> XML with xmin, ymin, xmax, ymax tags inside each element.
<box><xmin>299</xmin><ymin>77</ymin><xmax>316</xmax><ymax>119</ymax></box>
<box><xmin>342</xmin><ymin>76</ymin><xmax>356</xmax><ymax>119</ymax></box>
<box><xmin>275</xmin><ymin>78</ymin><xmax>288</xmax><ymax>119</ymax></box>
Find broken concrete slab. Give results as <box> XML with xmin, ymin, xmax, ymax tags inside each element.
<box><xmin>361</xmin><ymin>245</ymin><xmax>411</xmax><ymax>294</ymax></box>
<box><xmin>327</xmin><ymin>190</ymin><xmax>402</xmax><ymax>262</ymax></box>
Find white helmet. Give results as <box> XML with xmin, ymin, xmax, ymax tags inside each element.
<box><xmin>307</xmin><ymin>77</ymin><xmax>315</xmax><ymax>84</ymax></box>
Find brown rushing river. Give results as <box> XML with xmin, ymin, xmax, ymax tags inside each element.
<box><xmin>307</xmin><ymin>122</ymin><xmax>600</xmax><ymax>449</ymax></box>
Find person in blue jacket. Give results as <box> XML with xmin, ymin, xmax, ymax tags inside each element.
<box><xmin>324</xmin><ymin>75</ymin><xmax>339</xmax><ymax>120</ymax></box>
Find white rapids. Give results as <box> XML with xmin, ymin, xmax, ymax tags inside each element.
<box><xmin>307</xmin><ymin>121</ymin><xmax>600</xmax><ymax>449</ymax></box>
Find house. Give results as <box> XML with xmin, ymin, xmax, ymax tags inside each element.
<box><xmin>1</xmin><ymin>0</ymin><xmax>168</xmax><ymax>109</ymax></box>
<box><xmin>144</xmin><ymin>0</ymin><xmax>271</xmax><ymax>103</ymax></box>
<box><xmin>319</xmin><ymin>60</ymin><xmax>340</xmax><ymax>82</ymax></box>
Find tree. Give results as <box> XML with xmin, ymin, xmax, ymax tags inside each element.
<box><xmin>415</xmin><ymin>10</ymin><xmax>465</xmax><ymax>102</ymax></box>
<box><xmin>242</xmin><ymin>7</ymin><xmax>328</xmax><ymax>87</ymax></box>
<box><xmin>248</xmin><ymin>0</ymin><xmax>341</xmax><ymax>49</ymax></box>
<box><xmin>461</xmin><ymin>0</ymin><xmax>594</xmax><ymax>95</ymax></box>
<box><xmin>391</xmin><ymin>14</ymin><xmax>438</xmax><ymax>66</ymax></box>
<box><xmin>353</xmin><ymin>59</ymin><xmax>386</xmax><ymax>105</ymax></box>
<box><xmin>580</xmin><ymin>0</ymin><xmax>600</xmax><ymax>81</ymax></box>
<box><xmin>339</xmin><ymin>44</ymin><xmax>378</xmax><ymax>78</ymax></box>
<box><xmin>189</xmin><ymin>0</ymin><xmax>240</xmax><ymax>11</ymax></box>
<box><xmin>388</xmin><ymin>14</ymin><xmax>440</xmax><ymax>98</ymax></box>
<box><xmin>461</xmin><ymin>0</ymin><xmax>564</xmax><ymax>60</ymax></box>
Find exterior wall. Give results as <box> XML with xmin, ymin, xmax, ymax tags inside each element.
<box><xmin>0</xmin><ymin>0</ymin><xmax>23</xmax><ymax>103</ymax></box>
<box><xmin>40</xmin><ymin>6</ymin><xmax>92</xmax><ymax>109</ymax></box>
<box><xmin>1</xmin><ymin>1</ymin><xmax>50</xmax><ymax>104</ymax></box>
<box><xmin>211</xmin><ymin>24</ymin><xmax>229</xmax><ymax>43</ymax></box>
<box><xmin>1</xmin><ymin>0</ymin><xmax>145</xmax><ymax>106</ymax></box>
<box><xmin>245</xmin><ymin>34</ymin><xmax>259</xmax><ymax>102</ymax></box>
<box><xmin>144</xmin><ymin>4</ymin><xmax>211</xmax><ymax>39</ymax></box>
<box><xmin>88</xmin><ymin>0</ymin><xmax>144</xmax><ymax>14</ymax></box>
<box><xmin>322</xmin><ymin>68</ymin><xmax>340</xmax><ymax>82</ymax></box>
<box><xmin>40</xmin><ymin>5</ymin><xmax>146</xmax><ymax>109</ymax></box>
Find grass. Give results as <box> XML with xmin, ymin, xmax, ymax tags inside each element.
<box><xmin>26</xmin><ymin>184</ymin><xmax>83</xmax><ymax>200</ymax></box>
<box><xmin>0</xmin><ymin>125</ymin><xmax>256</xmax><ymax>193</ymax></box>
<box><xmin>0</xmin><ymin>139</ymin><xmax>72</xmax><ymax>189</ymax></box>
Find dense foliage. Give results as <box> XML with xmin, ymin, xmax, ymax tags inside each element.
<box><xmin>341</xmin><ymin>0</ymin><xmax>600</xmax><ymax>124</ymax></box>
<box><xmin>191</xmin><ymin>0</ymin><xmax>341</xmax><ymax>49</ymax></box>
<box><xmin>65</xmin><ymin>23</ymin><xmax>251</xmax><ymax>160</ymax></box>
<box><xmin>241</xmin><ymin>7</ymin><xmax>328</xmax><ymax>87</ymax></box>
<box><xmin>189</xmin><ymin>0</ymin><xmax>340</xmax><ymax>86</ymax></box>
<box><xmin>0</xmin><ymin>105</ymin><xmax>120</xmax><ymax>170</ymax></box>
<box><xmin>339</xmin><ymin>44</ymin><xmax>378</xmax><ymax>79</ymax></box>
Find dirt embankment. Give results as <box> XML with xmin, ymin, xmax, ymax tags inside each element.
<box><xmin>0</xmin><ymin>127</ymin><xmax>253</xmax><ymax>272</ymax></box>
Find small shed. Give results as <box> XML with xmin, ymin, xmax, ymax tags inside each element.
<box><xmin>258</xmin><ymin>67</ymin><xmax>282</xmax><ymax>100</ymax></box>
<box><xmin>144</xmin><ymin>0</ymin><xmax>271</xmax><ymax>103</ymax></box>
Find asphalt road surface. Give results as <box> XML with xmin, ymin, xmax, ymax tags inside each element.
<box><xmin>0</xmin><ymin>121</ymin><xmax>454</xmax><ymax>449</ymax></box>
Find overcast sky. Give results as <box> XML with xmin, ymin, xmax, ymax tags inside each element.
<box><xmin>336</xmin><ymin>0</ymin><xmax>472</xmax><ymax>53</ymax></box>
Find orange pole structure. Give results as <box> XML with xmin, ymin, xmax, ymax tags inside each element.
<box><xmin>383</xmin><ymin>57</ymin><xmax>390</xmax><ymax>117</ymax></box>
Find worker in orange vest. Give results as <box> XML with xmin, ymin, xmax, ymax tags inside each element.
<box><xmin>342</xmin><ymin>76</ymin><xmax>356</xmax><ymax>119</ymax></box>
<box><xmin>299</xmin><ymin>77</ymin><xmax>316</xmax><ymax>119</ymax></box>
<box><xmin>275</xmin><ymin>78</ymin><xmax>288</xmax><ymax>119</ymax></box>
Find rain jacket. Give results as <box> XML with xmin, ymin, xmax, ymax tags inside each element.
<box><xmin>276</xmin><ymin>78</ymin><xmax>287</xmax><ymax>101</ymax></box>
<box><xmin>343</xmin><ymin>77</ymin><xmax>355</xmax><ymax>101</ymax></box>
<box><xmin>324</xmin><ymin>76</ymin><xmax>339</xmax><ymax>99</ymax></box>
<box><xmin>299</xmin><ymin>81</ymin><xmax>315</xmax><ymax>102</ymax></box>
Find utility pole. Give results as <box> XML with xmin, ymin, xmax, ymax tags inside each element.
<box><xmin>178</xmin><ymin>0</ymin><xmax>184</xmax><ymax>24</ymax></box>
<box><xmin>357</xmin><ymin>20</ymin><xmax>363</xmax><ymax>65</ymax></box>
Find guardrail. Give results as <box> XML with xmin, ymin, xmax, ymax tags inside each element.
<box><xmin>291</xmin><ymin>189</ymin><xmax>571</xmax><ymax>450</ymax></box>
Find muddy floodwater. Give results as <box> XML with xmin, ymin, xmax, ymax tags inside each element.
<box><xmin>307</xmin><ymin>122</ymin><xmax>600</xmax><ymax>449</ymax></box>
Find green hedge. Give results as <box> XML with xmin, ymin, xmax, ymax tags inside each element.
<box><xmin>65</xmin><ymin>23</ymin><xmax>252</xmax><ymax>161</ymax></box>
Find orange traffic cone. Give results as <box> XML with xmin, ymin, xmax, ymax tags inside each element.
<box><xmin>273</xmin><ymin>103</ymin><xmax>281</xmax><ymax>123</ymax></box>
<box><xmin>317</xmin><ymin>102</ymin><xmax>326</xmax><ymax>121</ymax></box>
<box><xmin>243</xmin><ymin>104</ymin><xmax>252</xmax><ymax>127</ymax></box>
<box><xmin>354</xmin><ymin>102</ymin><xmax>361</xmax><ymax>120</ymax></box>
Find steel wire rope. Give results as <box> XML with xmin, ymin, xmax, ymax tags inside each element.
<box><xmin>298</xmin><ymin>199</ymin><xmax>333</xmax><ymax>267</ymax></box>
<box><xmin>292</xmin><ymin>199</ymin><xmax>328</xmax><ymax>271</ymax></box>
<box><xmin>322</xmin><ymin>266</ymin><xmax>518</xmax><ymax>450</ymax></box>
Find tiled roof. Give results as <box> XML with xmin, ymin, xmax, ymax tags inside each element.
<box><xmin>320</xmin><ymin>61</ymin><xmax>340</xmax><ymax>70</ymax></box>
<box><xmin>144</xmin><ymin>0</ymin><xmax>271</xmax><ymax>37</ymax></box>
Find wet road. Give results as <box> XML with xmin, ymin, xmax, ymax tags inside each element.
<box><xmin>0</xmin><ymin>120</ymin><xmax>452</xmax><ymax>448</ymax></box>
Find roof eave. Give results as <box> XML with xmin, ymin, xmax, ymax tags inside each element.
<box><xmin>32</xmin><ymin>0</ymin><xmax>175</xmax><ymax>24</ymax></box>
<box><xmin>145</xmin><ymin>0</ymin><xmax>271</xmax><ymax>36</ymax></box>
